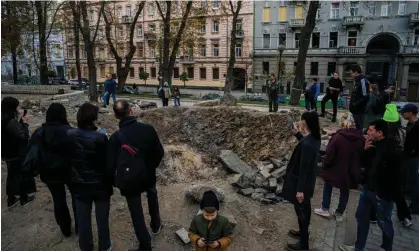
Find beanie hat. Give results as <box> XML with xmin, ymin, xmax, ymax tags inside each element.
<box><xmin>383</xmin><ymin>104</ymin><xmax>399</xmax><ymax>123</ymax></box>
<box><xmin>200</xmin><ymin>190</ymin><xmax>220</xmax><ymax>211</ymax></box>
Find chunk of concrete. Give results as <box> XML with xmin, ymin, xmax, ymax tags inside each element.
<box><xmin>231</xmin><ymin>174</ymin><xmax>253</xmax><ymax>189</ymax></box>
<box><xmin>263</xmin><ymin>164</ymin><xmax>274</xmax><ymax>173</ymax></box>
<box><xmin>219</xmin><ymin>150</ymin><xmax>253</xmax><ymax>175</ymax></box>
<box><xmin>276</xmin><ymin>182</ymin><xmax>284</xmax><ymax>195</ymax></box>
<box><xmin>251</xmin><ymin>193</ymin><xmax>264</xmax><ymax>201</ymax></box>
<box><xmin>254</xmin><ymin>188</ymin><xmax>268</xmax><ymax>194</ymax></box>
<box><xmin>260</xmin><ymin>198</ymin><xmax>274</xmax><ymax>205</ymax></box>
<box><xmin>176</xmin><ymin>228</ymin><xmax>190</xmax><ymax>244</ymax></box>
<box><xmin>265</xmin><ymin>193</ymin><xmax>276</xmax><ymax>200</ymax></box>
<box><xmin>254</xmin><ymin>176</ymin><xmax>264</xmax><ymax>187</ymax></box>
<box><xmin>270</xmin><ymin>158</ymin><xmax>282</xmax><ymax>169</ymax></box>
<box><xmin>259</xmin><ymin>169</ymin><xmax>271</xmax><ymax>179</ymax></box>
<box><xmin>239</xmin><ymin>188</ymin><xmax>255</xmax><ymax>197</ymax></box>
<box><xmin>271</xmin><ymin>166</ymin><xmax>287</xmax><ymax>179</ymax></box>
<box><xmin>269</xmin><ymin>178</ymin><xmax>277</xmax><ymax>190</ymax></box>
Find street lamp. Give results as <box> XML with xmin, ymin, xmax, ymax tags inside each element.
<box><xmin>277</xmin><ymin>44</ymin><xmax>285</xmax><ymax>86</ymax></box>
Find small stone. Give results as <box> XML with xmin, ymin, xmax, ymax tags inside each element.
<box><xmin>269</xmin><ymin>178</ymin><xmax>277</xmax><ymax>189</ymax></box>
<box><xmin>270</xmin><ymin>158</ymin><xmax>282</xmax><ymax>169</ymax></box>
<box><xmin>255</xmin><ymin>161</ymin><xmax>265</xmax><ymax>171</ymax></box>
<box><xmin>253</xmin><ymin>227</ymin><xmax>264</xmax><ymax>235</ymax></box>
<box><xmin>276</xmin><ymin>182</ymin><xmax>284</xmax><ymax>195</ymax></box>
<box><xmin>265</xmin><ymin>193</ymin><xmax>276</xmax><ymax>200</ymax></box>
<box><xmin>176</xmin><ymin>228</ymin><xmax>190</xmax><ymax>244</ymax></box>
<box><xmin>222</xmin><ymin>212</ymin><xmax>237</xmax><ymax>228</ymax></box>
<box><xmin>259</xmin><ymin>169</ymin><xmax>271</xmax><ymax>179</ymax></box>
<box><xmin>268</xmin><ymin>208</ymin><xmax>274</xmax><ymax>212</ymax></box>
<box><xmin>251</xmin><ymin>193</ymin><xmax>264</xmax><ymax>201</ymax></box>
<box><xmin>263</xmin><ymin>164</ymin><xmax>274</xmax><ymax>172</ymax></box>
<box><xmin>231</xmin><ymin>174</ymin><xmax>253</xmax><ymax>189</ymax></box>
<box><xmin>239</xmin><ymin>188</ymin><xmax>255</xmax><ymax>197</ymax></box>
<box><xmin>260</xmin><ymin>198</ymin><xmax>274</xmax><ymax>205</ymax></box>
<box><xmin>254</xmin><ymin>188</ymin><xmax>268</xmax><ymax>194</ymax></box>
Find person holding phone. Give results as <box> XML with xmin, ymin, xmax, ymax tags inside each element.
<box><xmin>282</xmin><ymin>111</ymin><xmax>321</xmax><ymax>251</ymax></box>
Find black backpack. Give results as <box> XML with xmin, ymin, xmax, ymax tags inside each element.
<box><xmin>157</xmin><ymin>88</ymin><xmax>165</xmax><ymax>98</ymax></box>
<box><xmin>115</xmin><ymin>131</ymin><xmax>150</xmax><ymax>193</ymax></box>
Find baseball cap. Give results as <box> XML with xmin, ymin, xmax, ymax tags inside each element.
<box><xmin>400</xmin><ymin>104</ymin><xmax>418</xmax><ymax>114</ymax></box>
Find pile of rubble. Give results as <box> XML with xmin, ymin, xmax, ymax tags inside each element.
<box><xmin>219</xmin><ymin>150</ymin><xmax>288</xmax><ymax>204</ymax></box>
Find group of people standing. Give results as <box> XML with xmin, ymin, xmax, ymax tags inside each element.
<box><xmin>158</xmin><ymin>82</ymin><xmax>181</xmax><ymax>107</ymax></box>
<box><xmin>2</xmin><ymin>97</ymin><xmax>164</xmax><ymax>251</ymax></box>
<box><xmin>281</xmin><ymin>63</ymin><xmax>419</xmax><ymax>251</ymax></box>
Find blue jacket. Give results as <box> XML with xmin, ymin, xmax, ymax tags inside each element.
<box><xmin>310</xmin><ymin>82</ymin><xmax>320</xmax><ymax>98</ymax></box>
<box><xmin>105</xmin><ymin>79</ymin><xmax>117</xmax><ymax>93</ymax></box>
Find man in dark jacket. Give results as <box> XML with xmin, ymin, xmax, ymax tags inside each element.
<box><xmin>320</xmin><ymin>72</ymin><xmax>343</xmax><ymax>122</ymax></box>
<box><xmin>340</xmin><ymin>119</ymin><xmax>401</xmax><ymax>251</ymax></box>
<box><xmin>107</xmin><ymin>100</ymin><xmax>164</xmax><ymax>251</ymax></box>
<box><xmin>349</xmin><ymin>65</ymin><xmax>369</xmax><ymax>130</ymax></box>
<box><xmin>1</xmin><ymin>97</ymin><xmax>35</xmax><ymax>207</ymax></box>
<box><xmin>103</xmin><ymin>73</ymin><xmax>117</xmax><ymax>107</ymax></box>
<box><xmin>268</xmin><ymin>74</ymin><xmax>279</xmax><ymax>112</ymax></box>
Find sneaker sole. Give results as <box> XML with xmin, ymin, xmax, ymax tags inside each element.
<box><xmin>22</xmin><ymin>198</ymin><xmax>35</xmax><ymax>207</ymax></box>
<box><xmin>314</xmin><ymin>211</ymin><xmax>331</xmax><ymax>218</ymax></box>
<box><xmin>151</xmin><ymin>224</ymin><xmax>163</xmax><ymax>236</ymax></box>
<box><xmin>8</xmin><ymin>201</ymin><xmax>20</xmax><ymax>209</ymax></box>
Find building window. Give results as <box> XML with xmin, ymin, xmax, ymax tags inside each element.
<box><xmin>312</xmin><ymin>32</ymin><xmax>320</xmax><ymax>48</ymax></box>
<box><xmin>149</xmin><ymin>3</ymin><xmax>154</xmax><ymax>16</ymax></box>
<box><xmin>330</xmin><ymin>2</ymin><xmax>339</xmax><ymax>19</ymax></box>
<box><xmin>348</xmin><ymin>31</ymin><xmax>357</xmax><ymax>46</ymax></box>
<box><xmin>213</xmin><ymin>44</ymin><xmax>219</xmax><ymax>56</ymax></box>
<box><xmin>174</xmin><ymin>67</ymin><xmax>179</xmax><ymax>78</ymax></box>
<box><xmin>213</xmin><ymin>0</ymin><xmax>220</xmax><ymax>9</ymax></box>
<box><xmin>350</xmin><ymin>1</ymin><xmax>359</xmax><ymax>16</ymax></box>
<box><xmin>201</xmin><ymin>23</ymin><xmax>206</xmax><ymax>33</ymax></box>
<box><xmin>151</xmin><ymin>67</ymin><xmax>156</xmax><ymax>78</ymax></box>
<box><xmin>310</xmin><ymin>62</ymin><xmax>319</xmax><ymax>75</ymax></box>
<box><xmin>295</xmin><ymin>6</ymin><xmax>303</xmax><ymax>19</ymax></box>
<box><xmin>327</xmin><ymin>62</ymin><xmax>337</xmax><ymax>76</ymax></box>
<box><xmin>236</xmin><ymin>20</ymin><xmax>242</xmax><ymax>31</ymax></box>
<box><xmin>109</xmin><ymin>66</ymin><xmax>114</xmax><ymax>74</ymax></box>
<box><xmin>100</xmin><ymin>66</ymin><xmax>106</xmax><ymax>78</ymax></box>
<box><xmin>398</xmin><ymin>1</ymin><xmax>406</xmax><ymax>15</ymax></box>
<box><xmin>200</xmin><ymin>68</ymin><xmax>206</xmax><ymax>79</ymax></box>
<box><xmin>127</xmin><ymin>6</ymin><xmax>132</xmax><ymax>17</ymax></box>
<box><xmin>200</xmin><ymin>45</ymin><xmax>206</xmax><ymax>57</ymax></box>
<box><xmin>414</xmin><ymin>29</ymin><xmax>419</xmax><ymax>45</ymax></box>
<box><xmin>213</xmin><ymin>20</ymin><xmax>219</xmax><ymax>32</ymax></box>
<box><xmin>201</xmin><ymin>0</ymin><xmax>207</xmax><ymax>9</ymax></box>
<box><xmin>117</xmin><ymin>7</ymin><xmax>122</xmax><ymax>18</ymax></box>
<box><xmin>150</xmin><ymin>48</ymin><xmax>155</xmax><ymax>58</ymax></box>
<box><xmin>137</xmin><ymin>42</ymin><xmax>144</xmax><ymax>57</ymax></box>
<box><xmin>137</xmin><ymin>26</ymin><xmax>143</xmax><ymax>37</ymax></box>
<box><xmin>83</xmin><ymin>67</ymin><xmax>89</xmax><ymax>76</ymax></box>
<box><xmin>213</xmin><ymin>68</ymin><xmax>220</xmax><ymax>80</ymax></box>
<box><xmin>263</xmin><ymin>7</ymin><xmax>271</xmax><ymax>22</ymax></box>
<box><xmin>263</xmin><ymin>62</ymin><xmax>269</xmax><ymax>74</ymax></box>
<box><xmin>119</xmin><ymin>27</ymin><xmax>124</xmax><ymax>38</ymax></box>
<box><xmin>130</xmin><ymin>67</ymin><xmax>135</xmax><ymax>78</ymax></box>
<box><xmin>235</xmin><ymin>43</ymin><xmax>242</xmax><ymax>57</ymax></box>
<box><xmin>89</xmin><ymin>10</ymin><xmax>94</xmax><ymax>22</ymax></box>
<box><xmin>148</xmin><ymin>24</ymin><xmax>155</xmax><ymax>32</ymax></box>
<box><xmin>187</xmin><ymin>67</ymin><xmax>194</xmax><ymax>79</ymax></box>
<box><xmin>278</xmin><ymin>33</ymin><xmax>286</xmax><ymax>47</ymax></box>
<box><xmin>381</xmin><ymin>2</ymin><xmax>392</xmax><ymax>17</ymax></box>
<box><xmin>329</xmin><ymin>32</ymin><xmax>338</xmax><ymax>48</ymax></box>
<box><xmin>263</xmin><ymin>34</ymin><xmax>270</xmax><ymax>49</ymax></box>
<box><xmin>139</xmin><ymin>67</ymin><xmax>144</xmax><ymax>74</ymax></box>
<box><xmin>368</xmin><ymin>2</ymin><xmax>376</xmax><ymax>16</ymax></box>
<box><xmin>278</xmin><ymin>6</ymin><xmax>287</xmax><ymax>22</ymax></box>
<box><xmin>295</xmin><ymin>33</ymin><xmax>301</xmax><ymax>49</ymax></box>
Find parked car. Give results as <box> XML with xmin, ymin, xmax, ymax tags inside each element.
<box><xmin>122</xmin><ymin>86</ymin><xmax>139</xmax><ymax>94</ymax></box>
<box><xmin>69</xmin><ymin>78</ymin><xmax>89</xmax><ymax>90</ymax></box>
<box><xmin>49</xmin><ymin>77</ymin><xmax>68</xmax><ymax>85</ymax></box>
<box><xmin>202</xmin><ymin>93</ymin><xmax>222</xmax><ymax>100</ymax></box>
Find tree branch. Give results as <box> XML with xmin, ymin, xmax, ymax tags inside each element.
<box><xmin>126</xmin><ymin>1</ymin><xmax>145</xmax><ymax>62</ymax></box>
<box><xmin>46</xmin><ymin>2</ymin><xmax>64</xmax><ymax>40</ymax></box>
<box><xmin>169</xmin><ymin>1</ymin><xmax>192</xmax><ymax>66</ymax></box>
<box><xmin>92</xmin><ymin>2</ymin><xmax>105</xmax><ymax>43</ymax></box>
<box><xmin>155</xmin><ymin>1</ymin><xmax>166</xmax><ymax>22</ymax></box>
<box><xmin>102</xmin><ymin>2</ymin><xmax>119</xmax><ymax>60</ymax></box>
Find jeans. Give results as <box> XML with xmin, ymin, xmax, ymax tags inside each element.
<box><xmin>311</xmin><ymin>97</ymin><xmax>317</xmax><ymax>111</ymax></box>
<box><xmin>76</xmin><ymin>197</ymin><xmax>111</xmax><ymax>251</ymax></box>
<box><xmin>321</xmin><ymin>183</ymin><xmax>349</xmax><ymax>214</ymax></box>
<box><xmin>46</xmin><ymin>183</ymin><xmax>77</xmax><ymax>235</ymax></box>
<box><xmin>294</xmin><ymin>200</ymin><xmax>311</xmax><ymax>247</ymax></box>
<box><xmin>162</xmin><ymin>98</ymin><xmax>169</xmax><ymax>107</ymax></box>
<box><xmin>321</xmin><ymin>93</ymin><xmax>339</xmax><ymax>119</ymax></box>
<box><xmin>305</xmin><ymin>98</ymin><xmax>311</xmax><ymax>111</ymax></box>
<box><xmin>126</xmin><ymin>187</ymin><xmax>161</xmax><ymax>251</ymax></box>
<box><xmin>353</xmin><ymin>114</ymin><xmax>365</xmax><ymax>130</ymax></box>
<box><xmin>405</xmin><ymin>157</ymin><xmax>419</xmax><ymax>213</ymax></box>
<box><xmin>355</xmin><ymin>188</ymin><xmax>394</xmax><ymax>251</ymax></box>
<box><xmin>103</xmin><ymin>92</ymin><xmax>116</xmax><ymax>106</ymax></box>
<box><xmin>174</xmin><ymin>97</ymin><xmax>180</xmax><ymax>106</ymax></box>
<box><xmin>269</xmin><ymin>97</ymin><xmax>278</xmax><ymax>112</ymax></box>
<box><xmin>6</xmin><ymin>160</ymin><xmax>34</xmax><ymax>202</ymax></box>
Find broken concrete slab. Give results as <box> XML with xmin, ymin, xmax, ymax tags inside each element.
<box><xmin>185</xmin><ymin>185</ymin><xmax>225</xmax><ymax>203</ymax></box>
<box><xmin>231</xmin><ymin>174</ymin><xmax>253</xmax><ymax>189</ymax></box>
<box><xmin>255</xmin><ymin>161</ymin><xmax>265</xmax><ymax>171</ymax></box>
<box><xmin>270</xmin><ymin>158</ymin><xmax>282</xmax><ymax>169</ymax></box>
<box><xmin>176</xmin><ymin>228</ymin><xmax>190</xmax><ymax>244</ymax></box>
<box><xmin>276</xmin><ymin>182</ymin><xmax>284</xmax><ymax>195</ymax></box>
<box><xmin>269</xmin><ymin>178</ymin><xmax>277</xmax><ymax>190</ymax></box>
<box><xmin>261</xmin><ymin>198</ymin><xmax>274</xmax><ymax>205</ymax></box>
<box><xmin>219</xmin><ymin>150</ymin><xmax>253</xmax><ymax>175</ymax></box>
<box><xmin>265</xmin><ymin>193</ymin><xmax>276</xmax><ymax>200</ymax></box>
<box><xmin>251</xmin><ymin>193</ymin><xmax>264</xmax><ymax>201</ymax></box>
<box><xmin>259</xmin><ymin>169</ymin><xmax>271</xmax><ymax>179</ymax></box>
<box><xmin>254</xmin><ymin>176</ymin><xmax>264</xmax><ymax>187</ymax></box>
<box><xmin>271</xmin><ymin>166</ymin><xmax>287</xmax><ymax>179</ymax></box>
<box><xmin>254</xmin><ymin>188</ymin><xmax>268</xmax><ymax>194</ymax></box>
<box><xmin>239</xmin><ymin>188</ymin><xmax>255</xmax><ymax>197</ymax></box>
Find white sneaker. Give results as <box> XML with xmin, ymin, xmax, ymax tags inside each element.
<box><xmin>334</xmin><ymin>211</ymin><xmax>343</xmax><ymax>222</ymax></box>
<box><xmin>340</xmin><ymin>244</ymin><xmax>355</xmax><ymax>251</ymax></box>
<box><xmin>314</xmin><ymin>208</ymin><xmax>331</xmax><ymax>217</ymax></box>
<box><xmin>403</xmin><ymin>218</ymin><xmax>413</xmax><ymax>228</ymax></box>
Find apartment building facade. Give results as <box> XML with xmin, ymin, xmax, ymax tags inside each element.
<box><xmin>253</xmin><ymin>1</ymin><xmax>419</xmax><ymax>101</ymax></box>
<box><xmin>64</xmin><ymin>1</ymin><xmax>253</xmax><ymax>90</ymax></box>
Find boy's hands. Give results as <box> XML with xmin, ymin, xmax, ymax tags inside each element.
<box><xmin>209</xmin><ymin>241</ymin><xmax>221</xmax><ymax>248</ymax></box>
<box><xmin>197</xmin><ymin>238</ymin><xmax>206</xmax><ymax>248</ymax></box>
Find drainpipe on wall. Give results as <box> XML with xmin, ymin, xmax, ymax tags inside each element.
<box><xmin>251</xmin><ymin>0</ymin><xmax>255</xmax><ymax>94</ymax></box>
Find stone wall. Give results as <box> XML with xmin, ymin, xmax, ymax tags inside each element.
<box><xmin>40</xmin><ymin>91</ymin><xmax>85</xmax><ymax>109</ymax></box>
<box><xmin>1</xmin><ymin>84</ymin><xmax>71</xmax><ymax>95</ymax></box>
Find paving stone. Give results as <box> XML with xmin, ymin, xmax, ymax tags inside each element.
<box><xmin>239</xmin><ymin>188</ymin><xmax>254</xmax><ymax>197</ymax></box>
<box><xmin>176</xmin><ymin>228</ymin><xmax>190</xmax><ymax>244</ymax></box>
<box><xmin>259</xmin><ymin>169</ymin><xmax>271</xmax><ymax>179</ymax></box>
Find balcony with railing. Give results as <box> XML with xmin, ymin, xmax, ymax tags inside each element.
<box><xmin>95</xmin><ymin>57</ymin><xmax>106</xmax><ymax>64</ymax></box>
<box><xmin>289</xmin><ymin>19</ymin><xmax>305</xmax><ymax>28</ymax></box>
<box><xmin>409</xmin><ymin>13</ymin><xmax>419</xmax><ymax>26</ymax></box>
<box><xmin>342</xmin><ymin>16</ymin><xmax>364</xmax><ymax>29</ymax></box>
<box><xmin>403</xmin><ymin>45</ymin><xmax>419</xmax><ymax>54</ymax></box>
<box><xmin>236</xmin><ymin>30</ymin><xmax>244</xmax><ymax>39</ymax></box>
<box><xmin>338</xmin><ymin>46</ymin><xmax>365</xmax><ymax>55</ymax></box>
<box><xmin>144</xmin><ymin>30</ymin><xmax>156</xmax><ymax>40</ymax></box>
<box><xmin>179</xmin><ymin>55</ymin><xmax>194</xmax><ymax>64</ymax></box>
<box><xmin>121</xmin><ymin>15</ymin><xmax>133</xmax><ymax>24</ymax></box>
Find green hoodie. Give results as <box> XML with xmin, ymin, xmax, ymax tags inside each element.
<box><xmin>383</xmin><ymin>104</ymin><xmax>399</xmax><ymax>123</ymax></box>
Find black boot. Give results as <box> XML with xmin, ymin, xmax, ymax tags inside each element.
<box><xmin>286</xmin><ymin>240</ymin><xmax>309</xmax><ymax>251</ymax></box>
<box><xmin>288</xmin><ymin>229</ymin><xmax>300</xmax><ymax>239</ymax></box>
<box><xmin>7</xmin><ymin>196</ymin><xmax>20</xmax><ymax>208</ymax></box>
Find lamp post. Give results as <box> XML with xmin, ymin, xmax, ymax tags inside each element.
<box><xmin>277</xmin><ymin>45</ymin><xmax>285</xmax><ymax>85</ymax></box>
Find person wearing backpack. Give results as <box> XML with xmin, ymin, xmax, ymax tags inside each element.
<box><xmin>158</xmin><ymin>82</ymin><xmax>171</xmax><ymax>107</ymax></box>
<box><xmin>363</xmin><ymin>84</ymin><xmax>384</xmax><ymax>131</ymax></box>
<box><xmin>349</xmin><ymin>65</ymin><xmax>370</xmax><ymax>130</ymax></box>
<box><xmin>107</xmin><ymin>100</ymin><xmax>164</xmax><ymax>251</ymax></box>
<box><xmin>67</xmin><ymin>103</ymin><xmax>113</xmax><ymax>251</ymax></box>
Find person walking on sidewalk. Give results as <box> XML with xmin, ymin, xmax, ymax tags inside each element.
<box><xmin>107</xmin><ymin>100</ymin><xmax>164</xmax><ymax>251</ymax></box>
<box><xmin>173</xmin><ymin>87</ymin><xmax>181</xmax><ymax>106</ymax></box>
<box><xmin>349</xmin><ymin>65</ymin><xmax>370</xmax><ymax>130</ymax></box>
<box><xmin>158</xmin><ymin>82</ymin><xmax>171</xmax><ymax>107</ymax></box>
<box><xmin>314</xmin><ymin>113</ymin><xmax>365</xmax><ymax>222</ymax></box>
<box><xmin>103</xmin><ymin>73</ymin><xmax>117</xmax><ymax>108</ymax></box>
<box><xmin>268</xmin><ymin>74</ymin><xmax>280</xmax><ymax>112</ymax></box>
<box><xmin>67</xmin><ymin>103</ymin><xmax>113</xmax><ymax>251</ymax></box>
<box><xmin>1</xmin><ymin>97</ymin><xmax>36</xmax><ymax>208</ymax></box>
<box><xmin>320</xmin><ymin>72</ymin><xmax>343</xmax><ymax>122</ymax></box>
<box><xmin>340</xmin><ymin>119</ymin><xmax>402</xmax><ymax>251</ymax></box>
<box><xmin>28</xmin><ymin>103</ymin><xmax>78</xmax><ymax>236</ymax></box>
<box><xmin>400</xmin><ymin>104</ymin><xmax>419</xmax><ymax>215</ymax></box>
<box><xmin>282</xmin><ymin>111</ymin><xmax>321</xmax><ymax>251</ymax></box>
<box><xmin>309</xmin><ymin>78</ymin><xmax>320</xmax><ymax>112</ymax></box>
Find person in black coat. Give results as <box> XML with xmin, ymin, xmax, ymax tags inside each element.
<box><xmin>282</xmin><ymin>111</ymin><xmax>321</xmax><ymax>251</ymax></box>
<box><xmin>67</xmin><ymin>103</ymin><xmax>113</xmax><ymax>251</ymax></box>
<box><xmin>107</xmin><ymin>100</ymin><xmax>164</xmax><ymax>251</ymax></box>
<box><xmin>29</xmin><ymin>103</ymin><xmax>77</xmax><ymax>237</ymax></box>
<box><xmin>1</xmin><ymin>97</ymin><xmax>35</xmax><ymax>207</ymax></box>
<box><xmin>320</xmin><ymin>72</ymin><xmax>343</xmax><ymax>122</ymax></box>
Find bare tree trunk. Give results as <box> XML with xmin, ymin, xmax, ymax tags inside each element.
<box><xmin>72</xmin><ymin>3</ymin><xmax>82</xmax><ymax>86</ymax></box>
<box><xmin>11</xmin><ymin>40</ymin><xmax>18</xmax><ymax>84</ymax></box>
<box><xmin>289</xmin><ymin>1</ymin><xmax>319</xmax><ymax>105</ymax></box>
<box><xmin>35</xmin><ymin>1</ymin><xmax>49</xmax><ymax>85</ymax></box>
<box><xmin>225</xmin><ymin>1</ymin><xmax>242</xmax><ymax>94</ymax></box>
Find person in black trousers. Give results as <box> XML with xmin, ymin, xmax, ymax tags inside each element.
<box><xmin>320</xmin><ymin>72</ymin><xmax>343</xmax><ymax>123</ymax></box>
<box><xmin>1</xmin><ymin>97</ymin><xmax>36</xmax><ymax>208</ymax></box>
<box><xmin>268</xmin><ymin>74</ymin><xmax>279</xmax><ymax>112</ymax></box>
<box><xmin>29</xmin><ymin>103</ymin><xmax>78</xmax><ymax>236</ymax></box>
<box><xmin>282</xmin><ymin>112</ymin><xmax>321</xmax><ymax>251</ymax></box>
<box><xmin>107</xmin><ymin>100</ymin><xmax>164</xmax><ymax>251</ymax></box>
<box><xmin>68</xmin><ymin>103</ymin><xmax>113</xmax><ymax>251</ymax></box>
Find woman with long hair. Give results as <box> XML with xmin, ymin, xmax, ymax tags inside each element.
<box><xmin>1</xmin><ymin>97</ymin><xmax>35</xmax><ymax>207</ymax></box>
<box><xmin>29</xmin><ymin>103</ymin><xmax>77</xmax><ymax>236</ymax></box>
<box><xmin>363</xmin><ymin>84</ymin><xmax>384</xmax><ymax>131</ymax></box>
<box><xmin>68</xmin><ymin>103</ymin><xmax>113</xmax><ymax>250</ymax></box>
<box><xmin>282</xmin><ymin>111</ymin><xmax>321</xmax><ymax>251</ymax></box>
<box><xmin>314</xmin><ymin>112</ymin><xmax>365</xmax><ymax>222</ymax></box>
